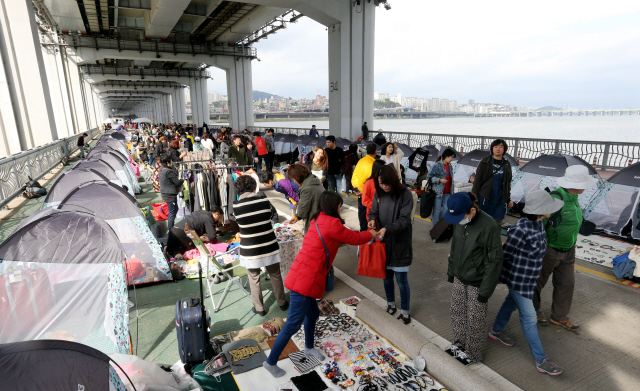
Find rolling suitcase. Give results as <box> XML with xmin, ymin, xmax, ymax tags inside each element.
<box><xmin>0</xmin><ymin>267</ymin><xmax>54</xmax><ymax>338</ymax></box>
<box><xmin>430</xmin><ymin>218</ymin><xmax>453</xmax><ymax>243</ymax></box>
<box><xmin>175</xmin><ymin>263</ymin><xmax>210</xmax><ymax>365</ymax></box>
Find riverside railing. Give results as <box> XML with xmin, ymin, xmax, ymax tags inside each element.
<box><xmin>247</xmin><ymin>127</ymin><xmax>639</xmax><ymax>170</ymax></box>
<box><xmin>0</xmin><ymin>128</ymin><xmax>100</xmax><ymax>209</ymax></box>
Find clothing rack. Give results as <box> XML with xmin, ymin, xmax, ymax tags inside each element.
<box><xmin>177</xmin><ymin>165</ymin><xmax>255</xmax><ymax>172</ymax></box>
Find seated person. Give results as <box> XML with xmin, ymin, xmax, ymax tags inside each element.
<box><xmin>166</xmin><ymin>207</ymin><xmax>223</xmax><ymax>257</ymax></box>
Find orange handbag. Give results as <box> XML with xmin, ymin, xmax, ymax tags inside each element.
<box><xmin>357</xmin><ymin>238</ymin><xmax>387</xmax><ymax>279</ymax></box>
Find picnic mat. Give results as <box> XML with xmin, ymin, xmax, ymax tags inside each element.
<box><xmin>575</xmin><ymin>234</ymin><xmax>632</xmax><ymax>268</ymax></box>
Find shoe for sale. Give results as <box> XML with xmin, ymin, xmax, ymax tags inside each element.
<box><xmin>445</xmin><ymin>343</ymin><xmax>463</xmax><ymax>357</ymax></box>
<box><xmin>212</xmin><ymin>274</ymin><xmax>221</xmax><ymax>284</ymax></box>
<box><xmin>536</xmin><ymin>357</ymin><xmax>564</xmax><ymax>375</ymax></box>
<box><xmin>251</xmin><ymin>307</ymin><xmax>266</xmax><ymax>317</ymax></box>
<box><xmin>537</xmin><ymin>312</ymin><xmax>548</xmax><ymax>326</ymax></box>
<box><xmin>488</xmin><ymin>328</ymin><xmax>514</xmax><ymax>347</ymax></box>
<box><xmin>453</xmin><ymin>349</ymin><xmax>474</xmax><ymax>366</ymax></box>
<box><xmin>386</xmin><ymin>305</ymin><xmax>397</xmax><ymax>315</ymax></box>
<box><xmin>397</xmin><ymin>314</ymin><xmax>411</xmax><ymax>325</ymax></box>
<box><xmin>549</xmin><ymin>317</ymin><xmax>580</xmax><ymax>331</ymax></box>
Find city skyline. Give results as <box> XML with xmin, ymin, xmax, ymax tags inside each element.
<box><xmin>206</xmin><ymin>0</ymin><xmax>640</xmax><ymax>110</ymax></box>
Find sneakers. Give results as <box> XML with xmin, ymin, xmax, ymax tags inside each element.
<box><xmin>397</xmin><ymin>314</ymin><xmax>411</xmax><ymax>325</ymax></box>
<box><xmin>549</xmin><ymin>317</ymin><xmax>580</xmax><ymax>331</ymax></box>
<box><xmin>537</xmin><ymin>312</ymin><xmax>548</xmax><ymax>326</ymax></box>
<box><xmin>488</xmin><ymin>328</ymin><xmax>514</xmax><ymax>347</ymax></box>
<box><xmin>445</xmin><ymin>343</ymin><xmax>473</xmax><ymax>365</ymax></box>
<box><xmin>536</xmin><ymin>357</ymin><xmax>564</xmax><ymax>375</ymax></box>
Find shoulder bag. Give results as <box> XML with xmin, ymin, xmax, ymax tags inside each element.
<box><xmin>315</xmin><ymin>220</ymin><xmax>334</xmax><ymax>292</ymax></box>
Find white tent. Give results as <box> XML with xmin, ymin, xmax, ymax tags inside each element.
<box><xmin>132</xmin><ymin>117</ymin><xmax>151</xmax><ymax>123</ymax></box>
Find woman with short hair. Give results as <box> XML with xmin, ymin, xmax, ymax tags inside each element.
<box><xmin>368</xmin><ymin>165</ymin><xmax>415</xmax><ymax>324</ymax></box>
<box><xmin>233</xmin><ymin>175</ymin><xmax>287</xmax><ymax>316</ymax></box>
<box><xmin>287</xmin><ymin>164</ymin><xmax>324</xmax><ymax>233</ymax></box>
<box><xmin>427</xmin><ymin>148</ymin><xmax>457</xmax><ymax>226</ymax></box>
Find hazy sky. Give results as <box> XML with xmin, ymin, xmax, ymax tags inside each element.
<box><xmin>207</xmin><ymin>0</ymin><xmax>640</xmax><ymax>109</ymax></box>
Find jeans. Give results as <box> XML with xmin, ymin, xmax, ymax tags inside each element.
<box><xmin>383</xmin><ymin>269</ymin><xmax>410</xmax><ymax>313</ymax></box>
<box><xmin>326</xmin><ymin>174</ymin><xmax>342</xmax><ymax>193</ymax></box>
<box><xmin>148</xmin><ymin>154</ymin><xmax>155</xmax><ymax>166</ymax></box>
<box><xmin>166</xmin><ymin>200</ymin><xmax>179</xmax><ymax>230</ymax></box>
<box><xmin>257</xmin><ymin>154</ymin><xmax>270</xmax><ymax>173</ymax></box>
<box><xmin>266</xmin><ymin>291</ymin><xmax>319</xmax><ymax>365</ymax></box>
<box><xmin>492</xmin><ymin>286</ymin><xmax>547</xmax><ymax>363</ymax></box>
<box><xmin>432</xmin><ymin>194</ymin><xmax>451</xmax><ymax>225</ymax></box>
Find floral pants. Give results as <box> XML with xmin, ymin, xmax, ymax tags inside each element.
<box><xmin>450</xmin><ymin>277</ymin><xmax>488</xmax><ymax>362</ymax></box>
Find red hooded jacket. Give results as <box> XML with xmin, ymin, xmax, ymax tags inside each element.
<box><xmin>284</xmin><ymin>212</ymin><xmax>373</xmax><ymax>298</ymax></box>
<box><xmin>254</xmin><ymin>136</ymin><xmax>268</xmax><ymax>156</ymax></box>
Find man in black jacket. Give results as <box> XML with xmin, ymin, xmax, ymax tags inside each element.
<box><xmin>471</xmin><ymin>139</ymin><xmax>514</xmax><ymax>223</ymax></box>
<box><xmin>361</xmin><ymin>122</ymin><xmax>369</xmax><ymax>140</ymax></box>
<box><xmin>373</xmin><ymin>130</ymin><xmax>387</xmax><ymax>146</ymax></box>
<box><xmin>166</xmin><ymin>207</ymin><xmax>223</xmax><ymax>256</ymax></box>
<box><xmin>159</xmin><ymin>154</ymin><xmax>184</xmax><ymax>230</ymax></box>
<box><xmin>325</xmin><ymin>135</ymin><xmax>345</xmax><ymax>193</ymax></box>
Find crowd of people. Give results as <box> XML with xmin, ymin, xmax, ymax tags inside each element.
<box><xmin>120</xmin><ymin>122</ymin><xmax>591</xmax><ymax>378</ymax></box>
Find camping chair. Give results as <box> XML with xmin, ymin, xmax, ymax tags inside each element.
<box><xmin>185</xmin><ymin>226</ymin><xmax>250</xmax><ymax>313</ymax></box>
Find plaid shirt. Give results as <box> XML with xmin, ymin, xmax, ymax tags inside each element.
<box><xmin>500</xmin><ymin>218</ymin><xmax>547</xmax><ymax>299</ymax></box>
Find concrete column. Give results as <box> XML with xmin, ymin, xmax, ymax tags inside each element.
<box><xmin>199</xmin><ymin>76</ymin><xmax>209</xmax><ymax>126</ymax></box>
<box><xmin>179</xmin><ymin>87</ymin><xmax>187</xmax><ymax>124</ymax></box>
<box><xmin>327</xmin><ymin>1</ymin><xmax>375</xmax><ymax>139</ymax></box>
<box><xmin>188</xmin><ymin>81</ymin><xmax>200</xmax><ymax>125</ymax></box>
<box><xmin>0</xmin><ymin>48</ymin><xmax>21</xmax><ymax>156</ymax></box>
<box><xmin>171</xmin><ymin>90</ymin><xmax>178</xmax><ymax>124</ymax></box>
<box><xmin>0</xmin><ymin>0</ymin><xmax>60</xmax><ymax>150</ymax></box>
<box><xmin>40</xmin><ymin>34</ymin><xmax>74</xmax><ymax>137</ymax></box>
<box><xmin>216</xmin><ymin>56</ymin><xmax>253</xmax><ymax>130</ymax></box>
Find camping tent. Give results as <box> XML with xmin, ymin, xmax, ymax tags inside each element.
<box><xmin>585</xmin><ymin>162</ymin><xmax>640</xmax><ymax>239</ymax></box>
<box><xmin>453</xmin><ymin>149</ymin><xmax>520</xmax><ymax>183</ymax></box>
<box><xmin>94</xmin><ymin>137</ymin><xmax>129</xmax><ymax>157</ymax></box>
<box><xmin>132</xmin><ymin>117</ymin><xmax>151</xmax><ymax>123</ymax></box>
<box><xmin>88</xmin><ymin>151</ymin><xmax>140</xmax><ymax>194</ymax></box>
<box><xmin>44</xmin><ymin>169</ymin><xmax>111</xmax><ymax>207</ymax></box>
<box><xmin>70</xmin><ymin>160</ymin><xmax>122</xmax><ymax>183</ymax></box>
<box><xmin>0</xmin><ymin>209</ymin><xmax>130</xmax><ymax>354</ymax></box>
<box><xmin>104</xmin><ymin>130</ymin><xmax>126</xmax><ymax>141</ymax></box>
<box><xmin>511</xmin><ymin>154</ymin><xmax>600</xmax><ymax>207</ymax></box>
<box><xmin>0</xmin><ymin>340</ymin><xmax>133</xmax><ymax>391</ymax></box>
<box><xmin>56</xmin><ymin>182</ymin><xmax>171</xmax><ymax>285</ymax></box>
<box><xmin>336</xmin><ymin>137</ymin><xmax>352</xmax><ymax>150</ymax></box>
<box><xmin>89</xmin><ymin>143</ymin><xmax>128</xmax><ymax>160</ymax></box>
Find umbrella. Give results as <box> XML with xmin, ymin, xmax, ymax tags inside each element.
<box><xmin>606</xmin><ymin>162</ymin><xmax>640</xmax><ymax>187</ymax></box>
<box><xmin>336</xmin><ymin>138</ymin><xmax>352</xmax><ymax>150</ymax></box>
<box><xmin>109</xmin><ymin>132</ymin><xmax>125</xmax><ymax>141</ymax></box>
<box><xmin>306</xmin><ymin>137</ymin><xmax>327</xmax><ymax>151</ymax></box>
<box><xmin>132</xmin><ymin>117</ymin><xmax>151</xmax><ymax>123</ymax></box>
<box><xmin>457</xmin><ymin>149</ymin><xmax>518</xmax><ymax>168</ymax></box>
<box><xmin>521</xmin><ymin>154</ymin><xmax>597</xmax><ymax>177</ymax></box>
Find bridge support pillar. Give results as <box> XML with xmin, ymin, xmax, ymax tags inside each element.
<box><xmin>189</xmin><ymin>77</ymin><xmax>208</xmax><ymax>126</ymax></box>
<box><xmin>0</xmin><ymin>0</ymin><xmax>60</xmax><ymax>154</ymax></box>
<box><xmin>221</xmin><ymin>56</ymin><xmax>253</xmax><ymax>130</ymax></box>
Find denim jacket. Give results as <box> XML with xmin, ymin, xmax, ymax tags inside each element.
<box><xmin>426</xmin><ymin>161</ymin><xmax>450</xmax><ymax>198</ymax></box>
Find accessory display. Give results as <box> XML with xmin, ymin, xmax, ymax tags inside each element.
<box><xmin>262</xmin><ymin>317</ymin><xmax>285</xmax><ymax>336</ymax></box>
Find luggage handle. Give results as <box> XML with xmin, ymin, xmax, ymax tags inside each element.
<box><xmin>198</xmin><ymin>262</ymin><xmax>204</xmax><ymax>308</ymax></box>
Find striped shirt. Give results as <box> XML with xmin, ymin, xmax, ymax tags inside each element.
<box><xmin>500</xmin><ymin>217</ymin><xmax>547</xmax><ymax>299</ymax></box>
<box><xmin>233</xmin><ymin>193</ymin><xmax>280</xmax><ymax>261</ymax></box>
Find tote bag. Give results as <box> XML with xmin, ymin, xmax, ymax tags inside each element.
<box><xmin>357</xmin><ymin>238</ymin><xmax>387</xmax><ymax>279</ymax></box>
<box><xmin>420</xmin><ymin>181</ymin><xmax>436</xmax><ymax>218</ymax></box>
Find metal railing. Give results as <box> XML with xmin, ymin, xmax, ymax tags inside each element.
<box><xmin>81</xmin><ymin>65</ymin><xmax>210</xmax><ymax>79</ymax></box>
<box><xmin>0</xmin><ymin>128</ymin><xmax>100</xmax><ymax>209</ymax></box>
<box><xmin>246</xmin><ymin>126</ymin><xmax>329</xmax><ymax>137</ymax></box>
<box><xmin>248</xmin><ymin>127</ymin><xmax>639</xmax><ymax>170</ymax></box>
<box><xmin>65</xmin><ymin>34</ymin><xmax>257</xmax><ymax>58</ymax></box>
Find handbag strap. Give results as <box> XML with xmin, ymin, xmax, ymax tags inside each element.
<box><xmin>315</xmin><ymin>220</ymin><xmax>330</xmax><ymax>271</ymax></box>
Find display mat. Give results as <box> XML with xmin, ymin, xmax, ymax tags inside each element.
<box><xmin>574</xmin><ymin>234</ymin><xmax>632</xmax><ymax>269</ymax></box>
<box><xmin>224</xmin><ymin>308</ymin><xmax>445</xmax><ymax>391</ymax></box>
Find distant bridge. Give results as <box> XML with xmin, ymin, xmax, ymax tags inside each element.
<box><xmin>475</xmin><ymin>109</ymin><xmax>640</xmax><ymax>117</ymax></box>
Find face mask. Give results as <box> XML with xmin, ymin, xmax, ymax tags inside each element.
<box><xmin>459</xmin><ymin>217</ymin><xmax>471</xmax><ymax>225</ymax></box>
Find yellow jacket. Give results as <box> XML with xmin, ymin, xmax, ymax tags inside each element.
<box><xmin>351</xmin><ymin>155</ymin><xmax>376</xmax><ymax>191</ymax></box>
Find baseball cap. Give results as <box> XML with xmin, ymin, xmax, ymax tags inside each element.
<box><xmin>445</xmin><ymin>192</ymin><xmax>473</xmax><ymax>224</ymax></box>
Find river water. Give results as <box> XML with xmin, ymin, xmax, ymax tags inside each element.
<box><xmin>245</xmin><ymin>116</ymin><xmax>640</xmax><ymax>143</ymax></box>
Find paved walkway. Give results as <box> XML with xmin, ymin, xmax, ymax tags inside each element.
<box><xmin>266</xmin><ymin>188</ymin><xmax>640</xmax><ymax>391</ymax></box>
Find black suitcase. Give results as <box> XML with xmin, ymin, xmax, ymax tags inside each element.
<box><xmin>430</xmin><ymin>218</ymin><xmax>453</xmax><ymax>243</ymax></box>
<box><xmin>175</xmin><ymin>263</ymin><xmax>210</xmax><ymax>365</ymax></box>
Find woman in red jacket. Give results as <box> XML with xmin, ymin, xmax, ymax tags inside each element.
<box><xmin>263</xmin><ymin>191</ymin><xmax>376</xmax><ymax>378</ymax></box>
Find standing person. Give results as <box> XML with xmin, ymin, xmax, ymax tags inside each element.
<box><xmin>146</xmin><ymin>136</ymin><xmax>156</xmax><ymax>166</ymax></box>
<box><xmin>245</xmin><ymin>141</ymin><xmax>258</xmax><ymax>169</ymax></box>
<box><xmin>427</xmin><ymin>149</ymin><xmax>457</xmax><ymax>226</ymax></box>
<box><xmin>309</xmin><ymin>125</ymin><xmax>319</xmax><ymax>137</ymax></box>
<box><xmin>488</xmin><ymin>190</ymin><xmax>565</xmax><ymax>375</ymax></box>
<box><xmin>361</xmin><ymin>159</ymin><xmax>386</xmax><ymax>220</ymax></box>
<box><xmin>181</xmin><ymin>134</ymin><xmax>193</xmax><ymax>152</ymax></box>
<box><xmin>368</xmin><ymin>165</ymin><xmax>414</xmax><ymax>324</ymax></box>
<box><xmin>201</xmin><ymin>132</ymin><xmax>214</xmax><ymax>154</ymax></box>
<box><xmin>228</xmin><ymin>135</ymin><xmax>249</xmax><ymax>166</ymax></box>
<box><xmin>167</xmin><ymin>139</ymin><xmax>187</xmax><ymax>163</ymax></box>
<box><xmin>253</xmin><ymin>132</ymin><xmax>270</xmax><ymax>173</ymax></box>
<box><xmin>342</xmin><ymin>144</ymin><xmax>358</xmax><ymax>195</ymax></box>
<box><xmin>533</xmin><ymin>166</ymin><xmax>596</xmax><ymax>331</ymax></box>
<box><xmin>324</xmin><ymin>136</ymin><xmax>345</xmax><ymax>193</ymax></box>
<box><xmin>155</xmin><ymin>136</ymin><xmax>169</xmax><ymax>158</ymax></box>
<box><xmin>445</xmin><ymin>192</ymin><xmax>503</xmax><ymax>363</ymax></box>
<box><xmin>287</xmin><ymin>164</ymin><xmax>324</xmax><ymax>233</ymax></box>
<box><xmin>263</xmin><ymin>191</ymin><xmax>377</xmax><ymax>378</ymax></box>
<box><xmin>193</xmin><ymin>136</ymin><xmax>202</xmax><ymax>152</ymax></box>
<box><xmin>352</xmin><ymin>144</ymin><xmax>378</xmax><ymax>231</ymax></box>
<box><xmin>472</xmin><ymin>139</ymin><xmax>514</xmax><ymax>224</ymax></box>
<box><xmin>361</xmin><ymin>122</ymin><xmax>369</xmax><ymax>141</ymax></box>
<box><xmin>159</xmin><ymin>154</ymin><xmax>185</xmax><ymax>230</ymax></box>
<box><xmin>373</xmin><ymin>130</ymin><xmax>387</xmax><ymax>146</ymax></box>
<box><xmin>259</xmin><ymin>171</ymin><xmax>300</xmax><ymax>212</ymax></box>
<box><xmin>77</xmin><ymin>133</ymin><xmax>88</xmax><ymax>159</ymax></box>
<box><xmin>233</xmin><ymin>176</ymin><xmax>287</xmax><ymax>316</ymax></box>
<box><xmin>308</xmin><ymin>147</ymin><xmax>328</xmax><ymax>185</ymax></box>
<box><xmin>264</xmin><ymin>129</ymin><xmax>276</xmax><ymax>171</ymax></box>
<box><xmin>379</xmin><ymin>142</ymin><xmax>405</xmax><ymax>176</ymax></box>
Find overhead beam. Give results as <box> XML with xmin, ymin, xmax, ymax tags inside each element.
<box><xmin>145</xmin><ymin>0</ymin><xmax>191</xmax><ymax>39</ymax></box>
